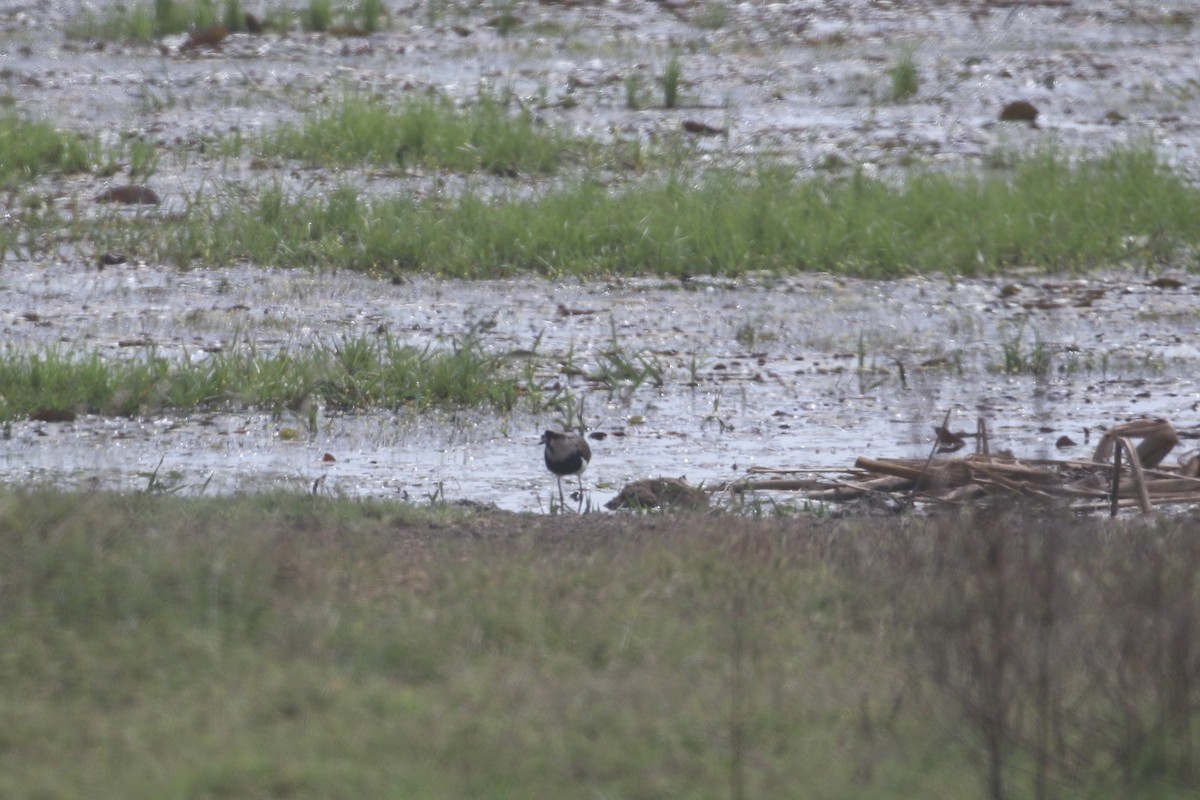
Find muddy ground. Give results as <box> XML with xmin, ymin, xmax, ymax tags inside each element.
<box><xmin>2</xmin><ymin>1</ymin><xmax>1200</xmax><ymax>511</ymax></box>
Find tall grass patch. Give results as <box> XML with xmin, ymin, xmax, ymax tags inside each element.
<box><xmin>887</xmin><ymin>45</ymin><xmax>919</xmax><ymax>101</ymax></box>
<box><xmin>854</xmin><ymin>506</ymin><xmax>1200</xmax><ymax>799</ymax></box>
<box><xmin>301</xmin><ymin>0</ymin><xmax>333</xmax><ymax>32</ymax></box>
<box><xmin>662</xmin><ymin>50</ymin><xmax>683</xmax><ymax>108</ymax></box>
<box><xmin>65</xmin><ymin>0</ymin><xmax>217</xmax><ymax>41</ymax></box>
<box><xmin>0</xmin><ymin>491</ymin><xmax>955</xmax><ymax>798</ymax></box>
<box><xmin>0</xmin><ymin>334</ymin><xmax>519</xmax><ymax>422</ymax></box>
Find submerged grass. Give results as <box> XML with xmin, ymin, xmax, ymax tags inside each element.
<box><xmin>141</xmin><ymin>146</ymin><xmax>1200</xmax><ymax>277</ymax></box>
<box><xmin>0</xmin><ymin>333</ymin><xmax>520</xmax><ymax>422</ymax></box>
<box><xmin>1</xmin><ymin>490</ymin><xmax>1198</xmax><ymax>799</ymax></box>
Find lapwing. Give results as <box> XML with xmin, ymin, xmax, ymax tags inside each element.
<box><xmin>539</xmin><ymin>430</ymin><xmax>591</xmax><ymax>508</ymax></box>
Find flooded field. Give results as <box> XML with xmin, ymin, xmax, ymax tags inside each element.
<box><xmin>3</xmin><ymin>0</ymin><xmax>1200</xmax><ymax>510</ymax></box>
<box><xmin>5</xmin><ymin>263</ymin><xmax>1199</xmax><ymax>511</ymax></box>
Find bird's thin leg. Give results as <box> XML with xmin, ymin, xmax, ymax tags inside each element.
<box><xmin>576</xmin><ymin>475</ymin><xmax>585</xmax><ymax>513</ymax></box>
<box><xmin>557</xmin><ymin>476</ymin><xmax>565</xmax><ymax>510</ymax></box>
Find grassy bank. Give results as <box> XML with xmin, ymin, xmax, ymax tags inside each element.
<box><xmin>14</xmin><ymin>143</ymin><xmax>1198</xmax><ymax>278</ymax></box>
<box><xmin>2</xmin><ymin>489</ymin><xmax>1198</xmax><ymax>799</ymax></box>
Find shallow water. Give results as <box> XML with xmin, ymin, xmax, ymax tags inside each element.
<box><xmin>4</xmin><ymin>263</ymin><xmax>1199</xmax><ymax>511</ymax></box>
<box><xmin>3</xmin><ymin>1</ymin><xmax>1200</xmax><ymax>510</ymax></box>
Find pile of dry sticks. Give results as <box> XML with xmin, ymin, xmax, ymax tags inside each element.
<box><xmin>712</xmin><ymin>417</ymin><xmax>1200</xmax><ymax>516</ymax></box>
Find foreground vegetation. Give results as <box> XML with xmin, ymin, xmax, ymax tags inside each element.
<box><xmin>2</xmin><ymin>489</ymin><xmax>1198</xmax><ymax>799</ymax></box>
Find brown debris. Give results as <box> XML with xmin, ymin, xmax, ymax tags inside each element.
<box><xmin>1092</xmin><ymin>418</ymin><xmax>1179</xmax><ymax>469</ymax></box>
<box><xmin>682</xmin><ymin>119</ymin><xmax>725</xmax><ymax>136</ymax></box>
<box><xmin>95</xmin><ymin>185</ymin><xmax>160</xmax><ymax>205</ymax></box>
<box><xmin>713</xmin><ymin>416</ymin><xmax>1200</xmax><ymax>517</ymax></box>
<box><xmin>180</xmin><ymin>24</ymin><xmax>229</xmax><ymax>52</ymax></box>
<box><xmin>606</xmin><ymin>477</ymin><xmax>709</xmax><ymax>511</ymax></box>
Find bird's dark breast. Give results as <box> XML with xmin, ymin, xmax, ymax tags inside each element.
<box><xmin>545</xmin><ymin>450</ymin><xmax>586</xmax><ymax>476</ymax></box>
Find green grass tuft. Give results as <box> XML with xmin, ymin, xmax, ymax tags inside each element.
<box><xmin>65</xmin><ymin>0</ymin><xmax>221</xmax><ymax>41</ymax></box>
<box><xmin>0</xmin><ymin>113</ymin><xmax>94</xmax><ymax>186</ymax></box>
<box><xmin>259</xmin><ymin>92</ymin><xmax>569</xmax><ymax>175</ymax></box>
<box><xmin>222</xmin><ymin>0</ymin><xmax>244</xmax><ymax>31</ymax></box>
<box><xmin>360</xmin><ymin>0</ymin><xmax>386</xmax><ymax>32</ymax></box>
<box><xmin>663</xmin><ymin>51</ymin><xmax>683</xmax><ymax>109</ymax></box>
<box><xmin>301</xmin><ymin>0</ymin><xmax>333</xmax><ymax>32</ymax></box>
<box><xmin>887</xmin><ymin>46</ymin><xmax>919</xmax><ymax>101</ymax></box>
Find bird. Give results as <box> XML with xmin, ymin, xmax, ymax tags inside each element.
<box><xmin>539</xmin><ymin>430</ymin><xmax>591</xmax><ymax>508</ymax></box>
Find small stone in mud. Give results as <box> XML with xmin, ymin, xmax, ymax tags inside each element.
<box><xmin>95</xmin><ymin>185</ymin><xmax>160</xmax><ymax>205</ymax></box>
<box><xmin>999</xmin><ymin>100</ymin><xmax>1039</xmax><ymax>126</ymax></box>
<box><xmin>682</xmin><ymin>119</ymin><xmax>724</xmax><ymax>136</ymax></box>
<box><xmin>97</xmin><ymin>252</ymin><xmax>127</xmax><ymax>267</ymax></box>
<box><xmin>1056</xmin><ymin>435</ymin><xmax>1076</xmax><ymax>449</ymax></box>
